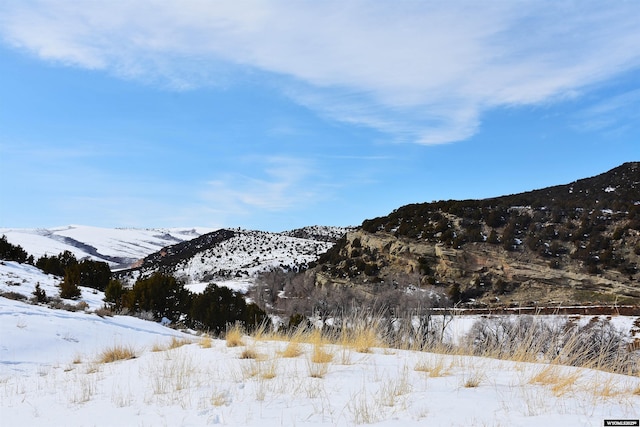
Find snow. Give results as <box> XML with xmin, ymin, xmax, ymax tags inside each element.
<box><xmin>0</xmin><ymin>225</ymin><xmax>215</xmax><ymax>267</ymax></box>
<box><xmin>185</xmin><ymin>279</ymin><xmax>253</xmax><ymax>294</ymax></box>
<box><xmin>166</xmin><ymin>229</ymin><xmax>335</xmax><ymax>283</ymax></box>
<box><xmin>1</xmin><ymin>262</ymin><xmax>639</xmax><ymax>426</ymax></box>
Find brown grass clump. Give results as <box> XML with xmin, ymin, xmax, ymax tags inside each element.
<box><xmin>98</xmin><ymin>344</ymin><xmax>136</xmax><ymax>363</ymax></box>
<box><xmin>415</xmin><ymin>357</ymin><xmax>450</xmax><ymax>377</ymax></box>
<box><xmin>168</xmin><ymin>336</ymin><xmax>192</xmax><ymax>349</ymax></box>
<box><xmin>462</xmin><ymin>370</ymin><xmax>485</xmax><ymax>388</ymax></box>
<box><xmin>200</xmin><ymin>335</ymin><xmax>213</xmax><ymax>349</ymax></box>
<box><xmin>280</xmin><ymin>340</ymin><xmax>303</xmax><ymax>358</ymax></box>
<box><xmin>311</xmin><ymin>344</ymin><xmax>334</xmax><ymax>364</ymax></box>
<box><xmin>151</xmin><ymin>342</ymin><xmax>165</xmax><ymax>352</ymax></box>
<box><xmin>240</xmin><ymin>347</ymin><xmax>263</xmax><ymax>360</ymax></box>
<box><xmin>351</xmin><ymin>327</ymin><xmax>379</xmax><ymax>354</ymax></box>
<box><xmin>528</xmin><ymin>365</ymin><xmax>581</xmax><ymax>397</ymax></box>
<box><xmin>226</xmin><ymin>323</ymin><xmax>245</xmax><ymax>347</ymax></box>
<box><xmin>307</xmin><ymin>359</ymin><xmax>330</xmax><ymax>378</ymax></box>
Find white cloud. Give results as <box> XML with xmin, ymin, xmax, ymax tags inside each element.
<box><xmin>202</xmin><ymin>156</ymin><xmax>318</xmax><ymax>216</ymax></box>
<box><xmin>1</xmin><ymin>1</ymin><xmax>639</xmax><ymax>143</ymax></box>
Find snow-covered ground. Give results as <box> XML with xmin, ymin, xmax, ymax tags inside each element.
<box><xmin>2</xmin><ymin>296</ymin><xmax>639</xmax><ymax>426</ymax></box>
<box><xmin>1</xmin><ymin>261</ymin><xmax>639</xmax><ymax>426</ymax></box>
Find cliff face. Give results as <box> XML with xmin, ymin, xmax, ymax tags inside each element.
<box><xmin>309</xmin><ymin>163</ymin><xmax>640</xmax><ymax>308</ymax></box>
<box><xmin>314</xmin><ymin>225</ymin><xmax>640</xmax><ymax>307</ymax></box>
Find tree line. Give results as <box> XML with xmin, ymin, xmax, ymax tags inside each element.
<box><xmin>104</xmin><ymin>273</ymin><xmax>267</xmax><ymax>334</ymax></box>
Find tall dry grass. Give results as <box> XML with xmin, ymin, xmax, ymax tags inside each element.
<box><xmin>260</xmin><ymin>312</ymin><xmax>639</xmax><ymax>377</ymax></box>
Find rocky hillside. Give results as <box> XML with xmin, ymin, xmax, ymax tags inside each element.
<box><xmin>116</xmin><ymin>226</ymin><xmax>351</xmax><ymax>285</ymax></box>
<box><xmin>273</xmin><ymin>162</ymin><xmax>640</xmax><ymax>314</ymax></box>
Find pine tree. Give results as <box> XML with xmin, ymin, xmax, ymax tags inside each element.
<box><xmin>32</xmin><ymin>283</ymin><xmax>48</xmax><ymax>303</ymax></box>
<box><xmin>59</xmin><ymin>265</ymin><xmax>82</xmax><ymax>299</ymax></box>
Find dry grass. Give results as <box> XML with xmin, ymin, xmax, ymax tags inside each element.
<box><xmin>151</xmin><ymin>342</ymin><xmax>165</xmax><ymax>352</ymax></box>
<box><xmin>528</xmin><ymin>364</ymin><xmax>559</xmax><ymax>385</ymax></box>
<box><xmin>226</xmin><ymin>323</ymin><xmax>245</xmax><ymax>348</ymax></box>
<box><xmin>351</xmin><ymin>327</ymin><xmax>380</xmax><ymax>354</ymax></box>
<box><xmin>200</xmin><ymin>335</ymin><xmax>212</xmax><ymax>349</ymax></box>
<box><xmin>98</xmin><ymin>344</ymin><xmax>136</xmax><ymax>364</ymax></box>
<box><xmin>528</xmin><ymin>365</ymin><xmax>581</xmax><ymax>397</ymax></box>
<box><xmin>168</xmin><ymin>336</ymin><xmax>192</xmax><ymax>349</ymax></box>
<box><xmin>240</xmin><ymin>346</ymin><xmax>264</xmax><ymax>360</ymax></box>
<box><xmin>250</xmin><ymin>321</ymin><xmax>271</xmax><ymax>341</ymax></box>
<box><xmin>311</xmin><ymin>344</ymin><xmax>334</xmax><ymax>364</ymax></box>
<box><xmin>348</xmin><ymin>388</ymin><xmax>381</xmax><ymax>424</ymax></box>
<box><xmin>279</xmin><ymin>340</ymin><xmax>303</xmax><ymax>358</ymax></box>
<box><xmin>462</xmin><ymin>370</ymin><xmax>484</xmax><ymax>388</ymax></box>
<box><xmin>211</xmin><ymin>391</ymin><xmax>229</xmax><ymax>407</ymax></box>
<box><xmin>259</xmin><ymin>359</ymin><xmax>279</xmax><ymax>380</ymax></box>
<box><xmin>415</xmin><ymin>357</ymin><xmax>450</xmax><ymax>377</ymax></box>
<box><xmin>378</xmin><ymin>365</ymin><xmax>412</xmax><ymax>406</ymax></box>
<box><xmin>307</xmin><ymin>359</ymin><xmax>330</xmax><ymax>378</ymax></box>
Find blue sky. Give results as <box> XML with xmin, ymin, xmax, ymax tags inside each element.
<box><xmin>1</xmin><ymin>1</ymin><xmax>639</xmax><ymax>232</ymax></box>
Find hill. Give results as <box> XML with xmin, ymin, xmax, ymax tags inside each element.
<box><xmin>114</xmin><ymin>226</ymin><xmax>353</xmax><ymax>289</ymax></box>
<box><xmin>0</xmin><ymin>225</ymin><xmax>214</xmax><ymax>269</ymax></box>
<box><xmin>261</xmin><ymin>162</ymin><xmax>640</xmax><ymax>315</ymax></box>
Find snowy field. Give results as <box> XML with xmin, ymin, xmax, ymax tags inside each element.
<box><xmin>1</xmin><ymin>262</ymin><xmax>639</xmax><ymax>426</ymax></box>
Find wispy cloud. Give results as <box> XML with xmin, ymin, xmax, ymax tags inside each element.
<box><xmin>572</xmin><ymin>89</ymin><xmax>640</xmax><ymax>137</ymax></box>
<box><xmin>1</xmin><ymin>1</ymin><xmax>639</xmax><ymax>143</ymax></box>
<box><xmin>201</xmin><ymin>156</ymin><xmax>319</xmax><ymax>218</ymax></box>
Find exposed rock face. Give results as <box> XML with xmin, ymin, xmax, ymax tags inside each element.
<box><xmin>310</xmin><ymin>163</ymin><xmax>640</xmax><ymax>307</ymax></box>
<box><xmin>316</xmin><ymin>227</ymin><xmax>640</xmax><ymax>307</ymax></box>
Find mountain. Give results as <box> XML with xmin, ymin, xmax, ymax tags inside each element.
<box><xmin>0</xmin><ymin>225</ymin><xmax>215</xmax><ymax>269</ymax></box>
<box><xmin>115</xmin><ymin>226</ymin><xmax>353</xmax><ymax>287</ymax></box>
<box><xmin>264</xmin><ymin>162</ymin><xmax>640</xmax><ymax>315</ymax></box>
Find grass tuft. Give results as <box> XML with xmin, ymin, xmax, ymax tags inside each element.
<box><xmin>280</xmin><ymin>340</ymin><xmax>303</xmax><ymax>358</ymax></box>
<box><xmin>168</xmin><ymin>336</ymin><xmax>192</xmax><ymax>349</ymax></box>
<box><xmin>226</xmin><ymin>323</ymin><xmax>245</xmax><ymax>347</ymax></box>
<box><xmin>311</xmin><ymin>344</ymin><xmax>334</xmax><ymax>364</ymax></box>
<box><xmin>240</xmin><ymin>347</ymin><xmax>263</xmax><ymax>360</ymax></box>
<box><xmin>98</xmin><ymin>344</ymin><xmax>136</xmax><ymax>364</ymax></box>
<box><xmin>200</xmin><ymin>335</ymin><xmax>213</xmax><ymax>349</ymax></box>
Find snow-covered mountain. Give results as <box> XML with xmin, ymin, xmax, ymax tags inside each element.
<box><xmin>1</xmin><ymin>225</ymin><xmax>353</xmax><ymax>292</ymax></box>
<box><xmin>117</xmin><ymin>226</ymin><xmax>353</xmax><ymax>287</ymax></box>
<box><xmin>0</xmin><ymin>225</ymin><xmax>214</xmax><ymax>269</ymax></box>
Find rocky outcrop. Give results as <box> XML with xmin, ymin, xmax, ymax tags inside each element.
<box><xmin>314</xmin><ymin>226</ymin><xmax>640</xmax><ymax>307</ymax></box>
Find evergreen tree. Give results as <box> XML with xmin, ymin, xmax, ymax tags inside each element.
<box><xmin>189</xmin><ymin>283</ymin><xmax>268</xmax><ymax>334</ymax></box>
<box><xmin>78</xmin><ymin>259</ymin><xmax>111</xmax><ymax>291</ymax></box>
<box><xmin>125</xmin><ymin>273</ymin><xmax>190</xmax><ymax>322</ymax></box>
<box><xmin>104</xmin><ymin>279</ymin><xmax>126</xmax><ymax>310</ymax></box>
<box><xmin>59</xmin><ymin>265</ymin><xmax>82</xmax><ymax>299</ymax></box>
<box><xmin>32</xmin><ymin>283</ymin><xmax>48</xmax><ymax>303</ymax></box>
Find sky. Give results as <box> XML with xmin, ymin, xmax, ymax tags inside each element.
<box><xmin>0</xmin><ymin>1</ymin><xmax>639</xmax><ymax>232</ymax></box>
